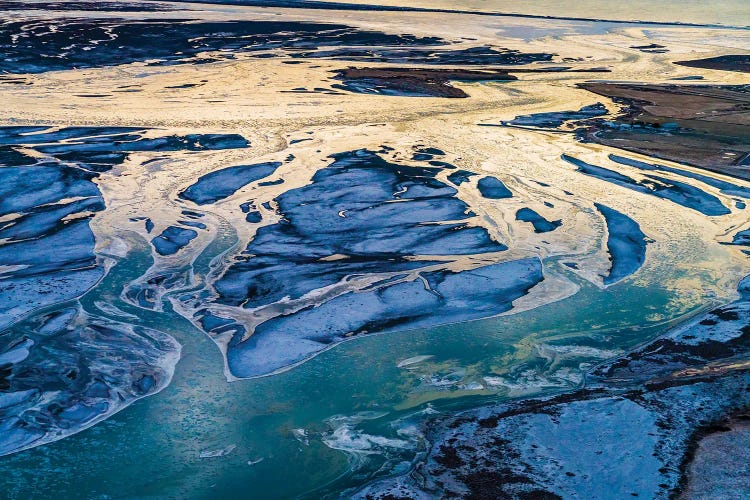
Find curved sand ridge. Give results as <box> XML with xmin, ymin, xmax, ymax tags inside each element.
<box><xmin>105</xmin><ymin>122</ymin><xmax>749</xmax><ymax>381</ymax></box>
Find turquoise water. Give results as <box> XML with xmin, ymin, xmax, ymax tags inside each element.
<box><xmin>0</xmin><ymin>227</ymin><xmax>710</xmax><ymax>499</ymax></box>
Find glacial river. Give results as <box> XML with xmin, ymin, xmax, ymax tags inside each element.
<box><xmin>0</xmin><ymin>231</ymin><xmax>713</xmax><ymax>498</ymax></box>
